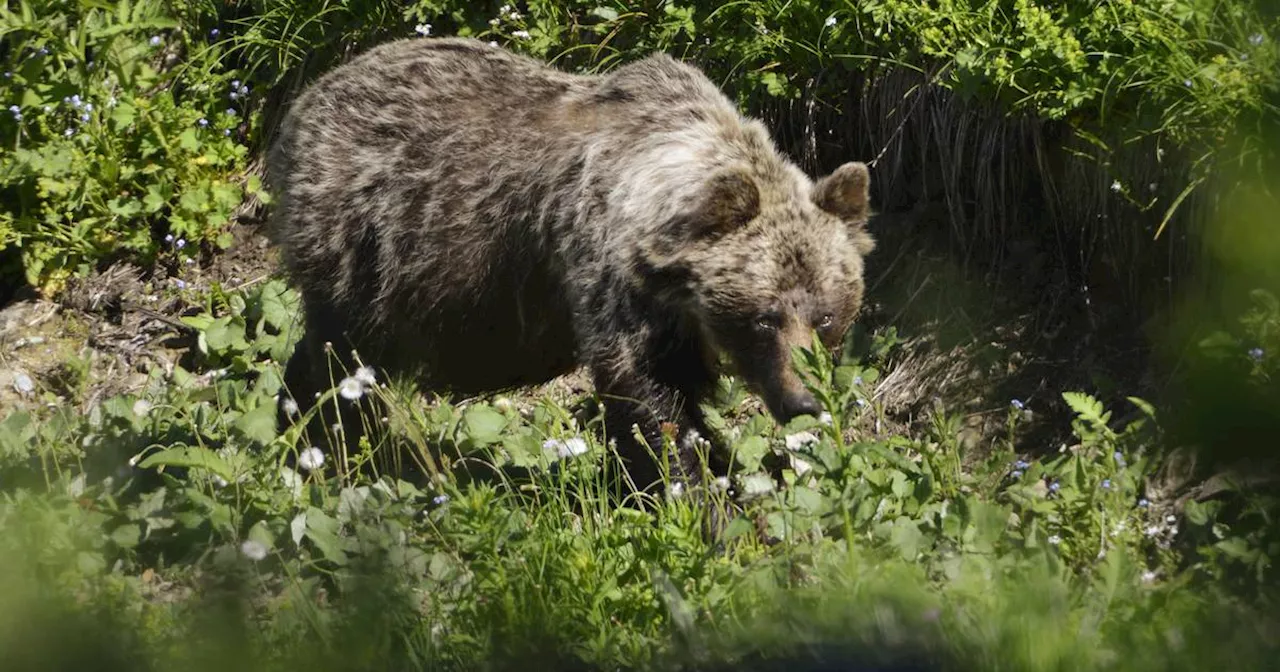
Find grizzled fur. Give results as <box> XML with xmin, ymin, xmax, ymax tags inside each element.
<box><xmin>266</xmin><ymin>37</ymin><xmax>876</xmax><ymax>490</ymax></box>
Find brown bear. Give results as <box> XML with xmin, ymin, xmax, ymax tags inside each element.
<box><xmin>265</xmin><ymin>37</ymin><xmax>876</xmax><ymax>491</ymax></box>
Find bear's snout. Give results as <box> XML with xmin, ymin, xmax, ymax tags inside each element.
<box><xmin>776</xmin><ymin>390</ymin><xmax>823</xmax><ymax>423</ymax></box>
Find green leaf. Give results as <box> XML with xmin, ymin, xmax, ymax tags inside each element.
<box><xmin>733</xmin><ymin>435</ymin><xmax>769</xmax><ymax>471</ymax></box>
<box><xmin>138</xmin><ymin>446</ymin><xmax>233</xmax><ymax>480</ymax></box>
<box><xmin>233</xmin><ymin>402</ymin><xmax>278</xmax><ymax>445</ymax></box>
<box><xmin>462</xmin><ymin>405</ymin><xmax>507</xmax><ymax>445</ymax></box>
<box><xmin>111</xmin><ymin>524</ymin><xmax>141</xmax><ymax>549</ymax></box>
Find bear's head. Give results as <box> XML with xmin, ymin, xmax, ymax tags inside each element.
<box><xmin>641</xmin><ymin>160</ymin><xmax>875</xmax><ymax>425</ymax></box>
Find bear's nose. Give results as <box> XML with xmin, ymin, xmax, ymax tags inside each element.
<box><xmin>778</xmin><ymin>392</ymin><xmax>823</xmax><ymax>422</ymax></box>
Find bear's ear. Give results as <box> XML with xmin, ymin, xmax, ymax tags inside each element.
<box><xmin>689</xmin><ymin>165</ymin><xmax>760</xmax><ymax>239</ymax></box>
<box><xmin>813</xmin><ymin>161</ymin><xmax>870</xmax><ymax>222</ymax></box>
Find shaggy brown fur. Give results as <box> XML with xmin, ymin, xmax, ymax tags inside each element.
<box><xmin>266</xmin><ymin>37</ymin><xmax>876</xmax><ymax>491</ymax></box>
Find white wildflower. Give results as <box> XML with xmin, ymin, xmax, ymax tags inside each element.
<box><xmin>784</xmin><ymin>431</ymin><xmax>819</xmax><ymax>451</ymax></box>
<box><xmin>298</xmin><ymin>447</ymin><xmax>326</xmax><ymax>472</ymax></box>
<box><xmin>825</xmin><ymin>16</ymin><xmax>837</xmax><ymax>27</ymax></box>
<box><xmin>415</xmin><ymin>24</ymin><xmax>432</xmax><ymax>36</ymax></box>
<box><xmin>132</xmin><ymin>398</ymin><xmax>153</xmax><ymax>417</ymax></box>
<box><xmin>544</xmin><ymin>437</ymin><xmax>589</xmax><ymax>459</ymax></box>
<box><xmin>1141</xmin><ymin>570</ymin><xmax>1157</xmax><ymax>583</ymax></box>
<box><xmin>1047</xmin><ymin>534</ymin><xmax>1062</xmax><ymax>545</ymax></box>
<box><xmin>817</xmin><ymin>411</ymin><xmax>833</xmax><ymax>426</ymax></box>
<box><xmin>240</xmin><ymin>539</ymin><xmax>267</xmax><ymax>561</ymax></box>
<box><xmin>710</xmin><ymin>476</ymin><xmax>731</xmax><ymax>493</ymax></box>
<box><xmin>512</xmin><ymin>30</ymin><xmax>531</xmax><ymax>39</ymax></box>
<box><xmin>1145</xmin><ymin>525</ymin><xmax>1161</xmax><ymax>537</ymax></box>
<box><xmin>1110</xmin><ymin>180</ymin><xmax>1122</xmax><ymax>193</ymax></box>
<box><xmin>668</xmin><ymin>481</ymin><xmax>685</xmax><ymax>499</ymax></box>
<box><xmin>281</xmin><ymin>397</ymin><xmax>300</xmax><ymax>417</ymax></box>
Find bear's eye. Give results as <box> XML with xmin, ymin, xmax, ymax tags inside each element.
<box><xmin>754</xmin><ymin>313</ymin><xmax>782</xmax><ymax>332</ymax></box>
<box><xmin>817</xmin><ymin>314</ymin><xmax>835</xmax><ymax>330</ymax></box>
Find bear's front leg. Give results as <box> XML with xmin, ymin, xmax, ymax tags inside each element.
<box><xmin>586</xmin><ymin>330</ymin><xmax>720</xmax><ymax>495</ymax></box>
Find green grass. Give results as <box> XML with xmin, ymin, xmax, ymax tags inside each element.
<box><xmin>0</xmin><ymin>271</ymin><xmax>1277</xmax><ymax>670</ymax></box>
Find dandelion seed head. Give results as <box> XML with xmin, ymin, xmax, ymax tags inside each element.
<box><xmin>240</xmin><ymin>539</ymin><xmax>267</xmax><ymax>561</ymax></box>
<box><xmin>354</xmin><ymin>365</ymin><xmax>377</xmax><ymax>387</ymax></box>
<box><xmin>298</xmin><ymin>447</ymin><xmax>325</xmax><ymax>472</ymax></box>
<box><xmin>338</xmin><ymin>376</ymin><xmax>365</xmax><ymax>400</ymax></box>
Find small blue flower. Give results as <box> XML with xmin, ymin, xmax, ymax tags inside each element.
<box><xmin>38</xmin><ymin>47</ymin><xmax>49</xmax><ymax>56</ymax></box>
<box><xmin>231</xmin><ymin>80</ymin><xmax>241</xmax><ymax>89</ymax></box>
<box><xmin>1049</xmin><ymin>481</ymin><xmax>1061</xmax><ymax>493</ymax></box>
<box><xmin>223</xmin><ymin>129</ymin><xmax>231</xmax><ymax>136</ymax></box>
<box><xmin>1114</xmin><ymin>451</ymin><xmax>1126</xmax><ymax>467</ymax></box>
<box><xmin>150</xmin><ymin>35</ymin><xmax>162</xmax><ymax>47</ymax></box>
<box><xmin>83</xmin><ymin>102</ymin><xmax>93</xmax><ymax>112</ymax></box>
<box><xmin>229</xmin><ymin>91</ymin><xmax>238</xmax><ymax>100</ymax></box>
<box><xmin>1183</xmin><ymin>79</ymin><xmax>1193</xmax><ymax>87</ymax></box>
<box><xmin>3</xmin><ymin>72</ymin><xmax>10</xmax><ymax>79</ymax></box>
<box><xmin>1138</xmin><ymin>498</ymin><xmax>1150</xmax><ymax>508</ymax></box>
<box><xmin>225</xmin><ymin>108</ymin><xmax>236</xmax><ymax>116</ymax></box>
<box><xmin>174</xmin><ymin>279</ymin><xmax>186</xmax><ymax>290</ymax></box>
<box><xmin>1010</xmin><ymin>470</ymin><xmax>1023</xmax><ymax>479</ymax></box>
<box><xmin>1010</xmin><ymin>399</ymin><xmax>1025</xmax><ymax>410</ymax></box>
<box><xmin>1014</xmin><ymin>459</ymin><xmax>1030</xmax><ymax>470</ymax></box>
<box><xmin>1101</xmin><ymin>479</ymin><xmax>1112</xmax><ymax>490</ymax></box>
<box><xmin>11</xmin><ymin>112</ymin><xmax>20</xmax><ymax>121</ymax></box>
<box><xmin>80</xmin><ymin>113</ymin><xmax>90</xmax><ymax>122</ymax></box>
<box><xmin>1249</xmin><ymin>33</ymin><xmax>1264</xmax><ymax>47</ymax></box>
<box><xmin>64</xmin><ymin>127</ymin><xmax>74</xmax><ymax>137</ymax></box>
<box><xmin>1248</xmin><ymin>347</ymin><xmax>1264</xmax><ymax>361</ymax></box>
<box><xmin>70</xmin><ymin>94</ymin><xmax>81</xmax><ymax>107</ymax></box>
<box><xmin>8</xmin><ymin>105</ymin><xmax>19</xmax><ymax>114</ymax></box>
<box><xmin>198</xmin><ymin>118</ymin><xmax>208</xmax><ymax>127</ymax></box>
<box><xmin>432</xmin><ymin>494</ymin><xmax>450</xmax><ymax>506</ymax></box>
<box><xmin>210</xmin><ymin>28</ymin><xmax>220</xmax><ymax>38</ymax></box>
<box><xmin>238</xmin><ymin>84</ymin><xmax>249</xmax><ymax>96</ymax></box>
<box><xmin>175</xmin><ymin>238</ymin><xmax>186</xmax><ymax>249</ymax></box>
<box><xmin>164</xmin><ymin>234</ymin><xmax>174</xmax><ymax>243</ymax></box>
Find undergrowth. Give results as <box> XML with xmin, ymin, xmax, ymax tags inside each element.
<box><xmin>0</xmin><ymin>276</ymin><xmax>1277</xmax><ymax>670</ymax></box>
